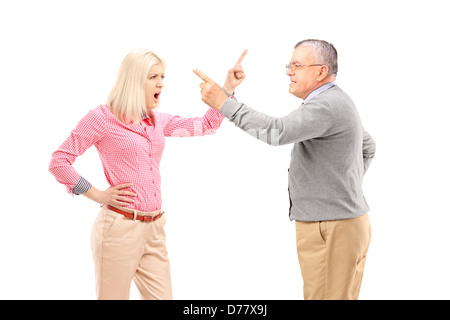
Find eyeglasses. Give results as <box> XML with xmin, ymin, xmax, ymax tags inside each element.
<box><xmin>285</xmin><ymin>63</ymin><xmax>323</xmax><ymax>72</ymax></box>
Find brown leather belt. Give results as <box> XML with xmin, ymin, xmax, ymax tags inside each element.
<box><xmin>106</xmin><ymin>205</ymin><xmax>164</xmax><ymax>222</ymax></box>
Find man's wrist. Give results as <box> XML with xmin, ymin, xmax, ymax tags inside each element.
<box><xmin>219</xmin><ymin>97</ymin><xmax>242</xmax><ymax>118</ymax></box>
<box><xmin>214</xmin><ymin>93</ymin><xmax>229</xmax><ymax>111</ymax></box>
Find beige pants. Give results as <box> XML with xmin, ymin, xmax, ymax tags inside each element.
<box><xmin>295</xmin><ymin>214</ymin><xmax>371</xmax><ymax>300</ymax></box>
<box><xmin>90</xmin><ymin>206</ymin><xmax>172</xmax><ymax>300</ymax></box>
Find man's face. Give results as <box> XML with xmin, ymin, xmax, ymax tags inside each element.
<box><xmin>287</xmin><ymin>46</ymin><xmax>323</xmax><ymax>100</ymax></box>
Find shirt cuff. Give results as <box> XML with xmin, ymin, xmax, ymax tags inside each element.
<box><xmin>72</xmin><ymin>176</ymin><xmax>92</xmax><ymax>195</ymax></box>
<box><xmin>220</xmin><ymin>97</ymin><xmax>243</xmax><ymax>118</ymax></box>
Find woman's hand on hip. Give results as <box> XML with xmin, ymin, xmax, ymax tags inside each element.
<box><xmin>83</xmin><ymin>183</ymin><xmax>136</xmax><ymax>207</ymax></box>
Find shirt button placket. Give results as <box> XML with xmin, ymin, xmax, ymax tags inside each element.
<box><xmin>149</xmin><ymin>138</ymin><xmax>155</xmax><ymax>197</ymax></box>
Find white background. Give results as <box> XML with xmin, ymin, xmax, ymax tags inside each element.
<box><xmin>1</xmin><ymin>0</ymin><xmax>449</xmax><ymax>300</ymax></box>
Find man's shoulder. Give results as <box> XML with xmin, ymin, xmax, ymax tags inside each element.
<box><xmin>317</xmin><ymin>85</ymin><xmax>345</xmax><ymax>98</ymax></box>
<box><xmin>308</xmin><ymin>85</ymin><xmax>352</xmax><ymax>105</ymax></box>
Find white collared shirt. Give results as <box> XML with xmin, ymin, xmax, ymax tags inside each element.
<box><xmin>304</xmin><ymin>82</ymin><xmax>335</xmax><ymax>103</ymax></box>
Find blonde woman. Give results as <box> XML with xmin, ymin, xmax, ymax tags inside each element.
<box><xmin>49</xmin><ymin>49</ymin><xmax>246</xmax><ymax>300</ymax></box>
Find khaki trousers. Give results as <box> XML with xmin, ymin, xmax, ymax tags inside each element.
<box><xmin>295</xmin><ymin>214</ymin><xmax>371</xmax><ymax>300</ymax></box>
<box><xmin>90</xmin><ymin>206</ymin><xmax>172</xmax><ymax>300</ymax></box>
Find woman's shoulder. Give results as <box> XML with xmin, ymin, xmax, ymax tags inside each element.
<box><xmin>82</xmin><ymin>104</ymin><xmax>108</xmax><ymax>118</ymax></box>
<box><xmin>92</xmin><ymin>104</ymin><xmax>110</xmax><ymax>116</ymax></box>
<box><xmin>77</xmin><ymin>105</ymin><xmax>109</xmax><ymax>130</ymax></box>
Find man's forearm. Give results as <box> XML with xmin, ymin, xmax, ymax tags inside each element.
<box><xmin>362</xmin><ymin>130</ymin><xmax>376</xmax><ymax>173</ymax></box>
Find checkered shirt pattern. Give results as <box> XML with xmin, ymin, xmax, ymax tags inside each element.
<box><xmin>49</xmin><ymin>104</ymin><xmax>225</xmax><ymax>212</ymax></box>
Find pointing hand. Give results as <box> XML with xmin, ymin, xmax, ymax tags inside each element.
<box><xmin>193</xmin><ymin>69</ymin><xmax>229</xmax><ymax>111</ymax></box>
<box><xmin>223</xmin><ymin>49</ymin><xmax>248</xmax><ymax>95</ymax></box>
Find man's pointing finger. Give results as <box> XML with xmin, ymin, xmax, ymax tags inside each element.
<box><xmin>193</xmin><ymin>68</ymin><xmax>213</xmax><ymax>83</ymax></box>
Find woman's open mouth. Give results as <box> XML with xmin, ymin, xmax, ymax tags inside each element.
<box><xmin>154</xmin><ymin>92</ymin><xmax>161</xmax><ymax>102</ymax></box>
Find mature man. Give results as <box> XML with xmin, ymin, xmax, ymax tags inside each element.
<box><xmin>194</xmin><ymin>39</ymin><xmax>376</xmax><ymax>300</ymax></box>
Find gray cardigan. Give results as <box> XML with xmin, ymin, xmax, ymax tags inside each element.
<box><xmin>220</xmin><ymin>85</ymin><xmax>376</xmax><ymax>221</ymax></box>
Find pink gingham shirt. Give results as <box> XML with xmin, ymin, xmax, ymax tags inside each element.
<box><xmin>49</xmin><ymin>104</ymin><xmax>225</xmax><ymax>212</ymax></box>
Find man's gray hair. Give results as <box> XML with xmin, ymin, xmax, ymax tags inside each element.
<box><xmin>295</xmin><ymin>39</ymin><xmax>338</xmax><ymax>76</ymax></box>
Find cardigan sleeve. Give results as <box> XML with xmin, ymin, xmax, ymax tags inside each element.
<box><xmin>220</xmin><ymin>98</ymin><xmax>332</xmax><ymax>146</ymax></box>
<box><xmin>362</xmin><ymin>129</ymin><xmax>376</xmax><ymax>174</ymax></box>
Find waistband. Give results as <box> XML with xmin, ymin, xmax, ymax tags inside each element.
<box><xmin>105</xmin><ymin>204</ymin><xmax>162</xmax><ymax>216</ymax></box>
<box><xmin>103</xmin><ymin>205</ymin><xmax>164</xmax><ymax>222</ymax></box>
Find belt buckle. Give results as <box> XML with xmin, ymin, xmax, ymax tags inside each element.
<box><xmin>142</xmin><ymin>215</ymin><xmax>153</xmax><ymax>222</ymax></box>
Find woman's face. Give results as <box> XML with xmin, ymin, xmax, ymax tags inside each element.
<box><xmin>145</xmin><ymin>63</ymin><xmax>165</xmax><ymax>111</ymax></box>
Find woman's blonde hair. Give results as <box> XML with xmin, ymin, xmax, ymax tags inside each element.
<box><xmin>106</xmin><ymin>49</ymin><xmax>165</xmax><ymax>123</ymax></box>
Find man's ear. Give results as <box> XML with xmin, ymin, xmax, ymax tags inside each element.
<box><xmin>317</xmin><ymin>65</ymin><xmax>329</xmax><ymax>81</ymax></box>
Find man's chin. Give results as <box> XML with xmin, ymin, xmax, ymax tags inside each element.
<box><xmin>288</xmin><ymin>88</ymin><xmax>300</xmax><ymax>98</ymax></box>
